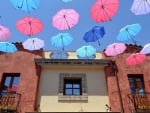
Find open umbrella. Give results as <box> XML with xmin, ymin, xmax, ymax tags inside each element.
<box><xmin>10</xmin><ymin>0</ymin><xmax>40</xmax><ymax>13</ymax></box>
<box><xmin>140</xmin><ymin>43</ymin><xmax>150</xmax><ymax>54</ymax></box>
<box><xmin>62</xmin><ymin>0</ymin><xmax>72</xmax><ymax>2</ymax></box>
<box><xmin>0</xmin><ymin>25</ymin><xmax>11</xmax><ymax>41</ymax></box>
<box><xmin>16</xmin><ymin>16</ymin><xmax>43</xmax><ymax>36</ymax></box>
<box><xmin>131</xmin><ymin>0</ymin><xmax>150</xmax><ymax>15</ymax></box>
<box><xmin>23</xmin><ymin>37</ymin><xmax>44</xmax><ymax>51</ymax></box>
<box><xmin>52</xmin><ymin>9</ymin><xmax>79</xmax><ymax>30</ymax></box>
<box><xmin>76</xmin><ymin>45</ymin><xmax>96</xmax><ymax>58</ymax></box>
<box><xmin>126</xmin><ymin>53</ymin><xmax>146</xmax><ymax>66</ymax></box>
<box><xmin>0</xmin><ymin>42</ymin><xmax>17</xmax><ymax>53</ymax></box>
<box><xmin>117</xmin><ymin>23</ymin><xmax>142</xmax><ymax>44</ymax></box>
<box><xmin>50</xmin><ymin>50</ymin><xmax>68</xmax><ymax>59</ymax></box>
<box><xmin>104</xmin><ymin>43</ymin><xmax>127</xmax><ymax>56</ymax></box>
<box><xmin>51</xmin><ymin>33</ymin><xmax>73</xmax><ymax>50</ymax></box>
<box><xmin>90</xmin><ymin>0</ymin><xmax>119</xmax><ymax>22</ymax></box>
<box><xmin>83</xmin><ymin>26</ymin><xmax>105</xmax><ymax>45</ymax></box>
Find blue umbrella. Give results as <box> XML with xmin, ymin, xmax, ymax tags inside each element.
<box><xmin>117</xmin><ymin>23</ymin><xmax>142</xmax><ymax>44</ymax></box>
<box><xmin>83</xmin><ymin>26</ymin><xmax>105</xmax><ymax>46</ymax></box>
<box><xmin>10</xmin><ymin>0</ymin><xmax>40</xmax><ymax>13</ymax></box>
<box><xmin>76</xmin><ymin>45</ymin><xmax>96</xmax><ymax>59</ymax></box>
<box><xmin>0</xmin><ymin>42</ymin><xmax>17</xmax><ymax>53</ymax></box>
<box><xmin>50</xmin><ymin>50</ymin><xmax>68</xmax><ymax>59</ymax></box>
<box><xmin>62</xmin><ymin>0</ymin><xmax>72</xmax><ymax>3</ymax></box>
<box><xmin>51</xmin><ymin>33</ymin><xmax>73</xmax><ymax>50</ymax></box>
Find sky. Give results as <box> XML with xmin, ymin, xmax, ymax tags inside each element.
<box><xmin>0</xmin><ymin>0</ymin><xmax>150</xmax><ymax>52</ymax></box>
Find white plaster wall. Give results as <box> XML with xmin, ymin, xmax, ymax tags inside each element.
<box><xmin>37</xmin><ymin>66</ymin><xmax>109</xmax><ymax>112</ymax></box>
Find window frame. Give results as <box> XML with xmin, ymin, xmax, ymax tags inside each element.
<box><xmin>1</xmin><ymin>73</ymin><xmax>20</xmax><ymax>93</ymax></box>
<box><xmin>64</xmin><ymin>78</ymin><xmax>82</xmax><ymax>95</ymax></box>
<box><xmin>58</xmin><ymin>73</ymin><xmax>88</xmax><ymax>102</ymax></box>
<box><xmin>128</xmin><ymin>74</ymin><xmax>144</xmax><ymax>93</ymax></box>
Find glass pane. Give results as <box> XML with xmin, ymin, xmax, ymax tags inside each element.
<box><xmin>66</xmin><ymin>84</ymin><xmax>72</xmax><ymax>88</ymax></box>
<box><xmin>13</xmin><ymin>77</ymin><xmax>20</xmax><ymax>86</ymax></box>
<box><xmin>65</xmin><ymin>89</ymin><xmax>72</xmax><ymax>95</ymax></box>
<box><xmin>136</xmin><ymin>78</ymin><xmax>142</xmax><ymax>82</ymax></box>
<box><xmin>137</xmin><ymin>82</ymin><xmax>143</xmax><ymax>89</ymax></box>
<box><xmin>73</xmin><ymin>89</ymin><xmax>80</xmax><ymax>95</ymax></box>
<box><xmin>128</xmin><ymin>78</ymin><xmax>134</xmax><ymax>82</ymax></box>
<box><xmin>73</xmin><ymin>84</ymin><xmax>80</xmax><ymax>88</ymax></box>
<box><xmin>4</xmin><ymin>77</ymin><xmax>11</xmax><ymax>88</ymax></box>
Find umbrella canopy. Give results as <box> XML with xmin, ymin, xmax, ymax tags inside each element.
<box><xmin>16</xmin><ymin>16</ymin><xmax>43</xmax><ymax>36</ymax></box>
<box><xmin>0</xmin><ymin>42</ymin><xmax>17</xmax><ymax>53</ymax></box>
<box><xmin>10</xmin><ymin>0</ymin><xmax>40</xmax><ymax>13</ymax></box>
<box><xmin>104</xmin><ymin>43</ymin><xmax>127</xmax><ymax>56</ymax></box>
<box><xmin>62</xmin><ymin>0</ymin><xmax>72</xmax><ymax>2</ymax></box>
<box><xmin>51</xmin><ymin>33</ymin><xmax>73</xmax><ymax>50</ymax></box>
<box><xmin>131</xmin><ymin>0</ymin><xmax>150</xmax><ymax>15</ymax></box>
<box><xmin>0</xmin><ymin>25</ymin><xmax>11</xmax><ymax>41</ymax></box>
<box><xmin>90</xmin><ymin>0</ymin><xmax>119</xmax><ymax>22</ymax></box>
<box><xmin>52</xmin><ymin>9</ymin><xmax>79</xmax><ymax>30</ymax></box>
<box><xmin>23</xmin><ymin>37</ymin><xmax>44</xmax><ymax>51</ymax></box>
<box><xmin>140</xmin><ymin>43</ymin><xmax>150</xmax><ymax>54</ymax></box>
<box><xmin>126</xmin><ymin>53</ymin><xmax>146</xmax><ymax>66</ymax></box>
<box><xmin>50</xmin><ymin>50</ymin><xmax>68</xmax><ymax>59</ymax></box>
<box><xmin>117</xmin><ymin>23</ymin><xmax>142</xmax><ymax>43</ymax></box>
<box><xmin>83</xmin><ymin>26</ymin><xmax>105</xmax><ymax>45</ymax></box>
<box><xmin>76</xmin><ymin>45</ymin><xmax>96</xmax><ymax>58</ymax></box>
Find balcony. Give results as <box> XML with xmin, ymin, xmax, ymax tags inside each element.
<box><xmin>128</xmin><ymin>92</ymin><xmax>150</xmax><ymax>113</ymax></box>
<box><xmin>0</xmin><ymin>91</ymin><xmax>21</xmax><ymax>113</ymax></box>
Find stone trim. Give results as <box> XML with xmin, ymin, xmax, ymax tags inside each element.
<box><xmin>58</xmin><ymin>73</ymin><xmax>88</xmax><ymax>102</ymax></box>
<box><xmin>35</xmin><ymin>59</ymin><xmax>112</xmax><ymax>66</ymax></box>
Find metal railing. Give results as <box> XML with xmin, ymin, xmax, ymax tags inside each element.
<box><xmin>128</xmin><ymin>92</ymin><xmax>150</xmax><ymax>113</ymax></box>
<box><xmin>0</xmin><ymin>91</ymin><xmax>21</xmax><ymax>113</ymax></box>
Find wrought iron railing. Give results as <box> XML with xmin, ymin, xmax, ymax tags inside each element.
<box><xmin>128</xmin><ymin>92</ymin><xmax>150</xmax><ymax>113</ymax></box>
<box><xmin>0</xmin><ymin>91</ymin><xmax>21</xmax><ymax>113</ymax></box>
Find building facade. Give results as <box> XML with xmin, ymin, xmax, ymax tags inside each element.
<box><xmin>35</xmin><ymin>51</ymin><xmax>111</xmax><ymax>112</ymax></box>
<box><xmin>0</xmin><ymin>43</ymin><xmax>150</xmax><ymax>113</ymax></box>
<box><xmin>0</xmin><ymin>43</ymin><xmax>43</xmax><ymax>113</ymax></box>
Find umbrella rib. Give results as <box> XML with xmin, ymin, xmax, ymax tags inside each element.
<box><xmin>144</xmin><ymin>1</ymin><xmax>149</xmax><ymax>13</ymax></box>
<box><xmin>32</xmin><ymin>0</ymin><xmax>39</xmax><ymax>10</ymax></box>
<box><xmin>64</xmin><ymin>16</ymin><xmax>70</xmax><ymax>30</ymax></box>
<box><xmin>103</xmin><ymin>3</ymin><xmax>119</xmax><ymax>20</ymax></box>
<box><xmin>17</xmin><ymin>0</ymin><xmax>24</xmax><ymax>8</ymax></box>
<box><xmin>135</xmin><ymin>1</ymin><xmax>144</xmax><ymax>14</ymax></box>
<box><xmin>53</xmin><ymin>15</ymin><xmax>67</xmax><ymax>29</ymax></box>
<box><xmin>31</xmin><ymin>22</ymin><xmax>42</xmax><ymax>33</ymax></box>
<box><xmin>61</xmin><ymin>35</ymin><xmax>65</xmax><ymax>50</ymax></box>
<box><xmin>126</xmin><ymin>29</ymin><xmax>137</xmax><ymax>44</ymax></box>
<box><xmin>25</xmin><ymin>0</ymin><xmax>30</xmax><ymax>13</ymax></box>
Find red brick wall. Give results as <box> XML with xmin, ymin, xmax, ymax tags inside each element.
<box><xmin>0</xmin><ymin>49</ymin><xmax>43</xmax><ymax>113</ymax></box>
<box><xmin>104</xmin><ymin>53</ymin><xmax>150</xmax><ymax>113</ymax></box>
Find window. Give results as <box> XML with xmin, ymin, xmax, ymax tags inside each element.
<box><xmin>128</xmin><ymin>74</ymin><xmax>144</xmax><ymax>94</ymax></box>
<box><xmin>1</xmin><ymin>73</ymin><xmax>20</xmax><ymax>93</ymax></box>
<box><xmin>58</xmin><ymin>73</ymin><xmax>88</xmax><ymax>102</ymax></box>
<box><xmin>64</xmin><ymin>78</ymin><xmax>82</xmax><ymax>95</ymax></box>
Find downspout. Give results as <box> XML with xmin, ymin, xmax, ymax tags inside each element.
<box><xmin>112</xmin><ymin>61</ymin><xmax>124</xmax><ymax>113</ymax></box>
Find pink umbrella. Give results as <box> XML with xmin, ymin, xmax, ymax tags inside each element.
<box><xmin>0</xmin><ymin>25</ymin><xmax>11</xmax><ymax>40</ymax></box>
<box><xmin>16</xmin><ymin>16</ymin><xmax>43</xmax><ymax>36</ymax></box>
<box><xmin>90</xmin><ymin>0</ymin><xmax>119</xmax><ymax>22</ymax></box>
<box><xmin>126</xmin><ymin>53</ymin><xmax>147</xmax><ymax>66</ymax></box>
<box><xmin>52</xmin><ymin>9</ymin><xmax>79</xmax><ymax>30</ymax></box>
<box><xmin>104</xmin><ymin>43</ymin><xmax>126</xmax><ymax>56</ymax></box>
